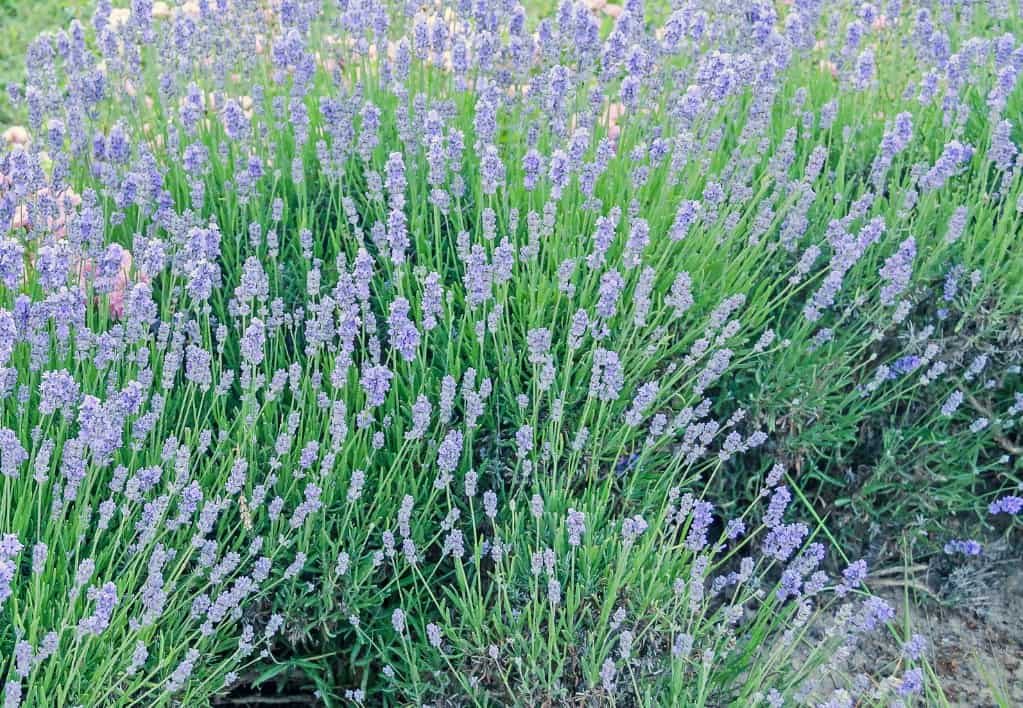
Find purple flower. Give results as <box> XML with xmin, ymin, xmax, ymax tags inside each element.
<box><xmin>480</xmin><ymin>144</ymin><xmax>505</xmax><ymax>195</ymax></box>
<box><xmin>989</xmin><ymin>495</ymin><xmax>1023</xmax><ymax>516</ymax></box>
<box><xmin>902</xmin><ymin>634</ymin><xmax>928</xmax><ymax>661</ymax></box>
<box><xmin>588</xmin><ymin>208</ymin><xmax>621</xmax><ymax>268</ymax></box>
<box><xmin>764</xmin><ymin>486</ymin><xmax>792</xmax><ymax>528</ymax></box>
<box><xmin>685</xmin><ymin>501</ymin><xmax>714</xmax><ymax>551</ymax></box>
<box><xmin>566</xmin><ymin>508</ymin><xmax>586</xmax><ymax>546</ymax></box>
<box><xmin>945</xmin><ymin>206</ymin><xmax>968</xmax><ymax>245</ymax></box>
<box><xmin>127</xmin><ymin>642</ymin><xmax>148</xmax><ymax>676</ymax></box>
<box><xmin>776</xmin><ymin>568</ymin><xmax>803</xmax><ymax>602</ymax></box>
<box><xmin>940</xmin><ymin>390</ymin><xmax>963</xmax><ymax>417</ymax></box>
<box><xmin>988</xmin><ymin>119</ymin><xmax>1018</xmax><ymax>170</ymax></box>
<box><xmin>387</xmin><ymin>209</ymin><xmax>409</xmax><ymax>266</ymax></box>
<box><xmin>858</xmin><ymin>596</ymin><xmax>895</xmax><ymax>630</ymax></box>
<box><xmin>237</xmin><ymin>257</ymin><xmax>269</xmax><ymax>304</ymax></box>
<box><xmin>0</xmin><ymin>429</ymin><xmax>28</xmax><ymax>479</ymax></box>
<box><xmin>526</xmin><ymin>328</ymin><xmax>552</xmax><ymax>365</ymax></box>
<box><xmin>0</xmin><ymin>239</ymin><xmax>24</xmax><ymax>289</ymax></box>
<box><xmin>347</xmin><ymin>470</ymin><xmax>365</xmax><ymax>503</ymax></box>
<box><xmin>595</xmin><ymin>270</ymin><xmax>625</xmax><ymax>320</ymax></box>
<box><xmin>13</xmin><ymin>640</ymin><xmax>31</xmax><ymax>679</ymax></box>
<box><xmin>384</xmin><ymin>151</ymin><xmax>406</xmax><ymax>205</ymax></box>
<box><xmin>898</xmin><ymin>668</ymin><xmax>923</xmax><ymax>696</ymax></box>
<box><xmin>185</xmin><ymin>345</ymin><xmax>213</xmax><ymax>391</ymax></box>
<box><xmin>548</xmin><ymin>149</ymin><xmax>570</xmax><ymax>199</ymax></box>
<box><xmin>547</xmin><ymin>576</ymin><xmax>561</xmax><ymax>605</ymax></box>
<box><xmin>589</xmin><ymin>348</ymin><xmax>624</xmax><ymax>402</ymax></box>
<box><xmin>405</xmin><ymin>395</ymin><xmax>431</xmax><ymax>441</ymax></box>
<box><xmin>836</xmin><ymin>559</ymin><xmax>868</xmax><ymax>597</ymax></box>
<box><xmin>522</xmin><ymin>148</ymin><xmax>542</xmax><ymax>191</ymax></box>
<box><xmin>529</xmin><ymin>494</ymin><xmax>544</xmax><ymax>519</ymax></box>
<box><xmin>725</xmin><ymin>519</ymin><xmax>746</xmax><ymax>540</ymax></box>
<box><xmin>387</xmin><ymin>298</ymin><xmax>420</xmax><ymax>363</ymax></box>
<box><xmin>420</xmin><ymin>272</ymin><xmax>443</xmax><ymax>330</ymax></box>
<box><xmin>878</xmin><ymin>237</ymin><xmax>916</xmax><ymax>305</ymax></box>
<box><xmin>31</xmin><ymin>543</ymin><xmax>47</xmax><ymax>573</ymax></box>
<box><xmin>38</xmin><ymin>369</ymin><xmax>80</xmax><ymax>416</ymax></box>
<box><xmin>0</xmin><ymin>534</ymin><xmax>21</xmax><ymax>561</ymax></box>
<box><xmin>290</xmin><ymin>483</ymin><xmax>323</xmax><ymax>530</ymax></box>
<box><xmin>762</xmin><ymin>523</ymin><xmax>808</xmax><ymax>562</ymax></box>
<box><xmin>77</xmin><ymin>581</ymin><xmax>118</xmax><ymax>637</ymax></box>
<box><xmin>920</xmin><ymin>140</ymin><xmax>972</xmax><ymax>192</ymax></box>
<box><xmin>665</xmin><ymin>272</ymin><xmax>693</xmax><ymax>317</ymax></box>
<box><xmin>222</xmin><ymin>99</ymin><xmax>249</xmax><ymax>141</ymax></box>
<box><xmin>854</xmin><ymin>48</ymin><xmax>875</xmax><ymax>90</ymax></box>
<box><xmin>625</xmin><ymin>381</ymin><xmax>658</xmax><ymax>426</ymax></box>
<box><xmin>167</xmin><ymin>648</ymin><xmax>200</xmax><ymax>693</ymax></box>
<box><xmin>436</xmin><ymin>429</ymin><xmax>463</xmax><ymax>475</ymax></box>
<box><xmin>426</xmin><ymin>622</ymin><xmax>442</xmax><ymax>648</ymax></box>
<box><xmin>492</xmin><ymin>238</ymin><xmax>515</xmax><ymax>284</ymax></box>
<box><xmin>443</xmin><ymin>529</ymin><xmax>465</xmax><ymax>558</ymax></box>
<box><xmin>360</xmin><ymin>364</ymin><xmax>393</xmax><ymax>408</ymax></box>
<box><xmin>4</xmin><ymin>680</ymin><xmax>21</xmax><ymax>708</ymax></box>
<box><xmin>0</xmin><ymin>559</ymin><xmax>13</xmax><ymax>609</ymax></box>
<box><xmin>623</xmin><ymin>218</ymin><xmax>649</xmax><ymax>268</ymax></box>
<box><xmin>462</xmin><ymin>244</ymin><xmax>493</xmax><ymax>307</ymax></box>
<box><xmin>239</xmin><ymin>319</ymin><xmax>266</xmax><ymax>367</ymax></box>
<box><xmin>804</xmin><ymin>217</ymin><xmax>885</xmax><ymax>321</ymax></box>
<box><xmin>943</xmin><ymin>539</ymin><xmax>982</xmax><ymax>556</ymax></box>
<box><xmin>600</xmin><ymin>658</ymin><xmax>616</xmax><ymax>693</ymax></box>
<box><xmin>515</xmin><ymin>424</ymin><xmax>533</xmax><ymax>459</ymax></box>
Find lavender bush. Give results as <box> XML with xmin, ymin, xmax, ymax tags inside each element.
<box><xmin>1</xmin><ymin>0</ymin><xmax>1021</xmax><ymax>704</ymax></box>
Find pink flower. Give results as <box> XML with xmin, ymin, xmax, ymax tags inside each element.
<box><xmin>603</xmin><ymin>102</ymin><xmax>625</xmax><ymax>141</ymax></box>
<box><xmin>75</xmin><ymin>246</ymin><xmax>151</xmax><ymax>320</ymax></box>
<box><xmin>2</xmin><ymin>126</ymin><xmax>30</xmax><ymax>146</ymax></box>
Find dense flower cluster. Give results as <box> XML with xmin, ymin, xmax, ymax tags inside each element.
<box><xmin>0</xmin><ymin>0</ymin><xmax>1020</xmax><ymax>705</ymax></box>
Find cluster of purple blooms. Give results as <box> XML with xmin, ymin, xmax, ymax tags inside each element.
<box><xmin>943</xmin><ymin>539</ymin><xmax>983</xmax><ymax>556</ymax></box>
<box><xmin>0</xmin><ymin>0</ymin><xmax>1019</xmax><ymax>704</ymax></box>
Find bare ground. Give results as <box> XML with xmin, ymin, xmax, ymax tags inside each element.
<box><xmin>855</xmin><ymin>540</ymin><xmax>1023</xmax><ymax>706</ymax></box>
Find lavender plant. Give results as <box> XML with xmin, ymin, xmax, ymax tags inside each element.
<box><xmin>0</xmin><ymin>0</ymin><xmax>1021</xmax><ymax>705</ymax></box>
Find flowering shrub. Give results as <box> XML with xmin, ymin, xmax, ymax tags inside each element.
<box><xmin>0</xmin><ymin>0</ymin><xmax>1021</xmax><ymax>705</ymax></box>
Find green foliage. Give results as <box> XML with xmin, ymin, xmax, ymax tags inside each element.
<box><xmin>0</xmin><ymin>1</ymin><xmax>1021</xmax><ymax>706</ymax></box>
